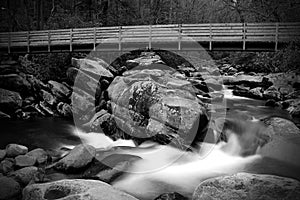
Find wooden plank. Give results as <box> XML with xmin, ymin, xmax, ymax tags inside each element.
<box><xmin>119</xmin><ymin>26</ymin><xmax>122</xmax><ymax>51</ymax></box>
<box><xmin>209</xmin><ymin>24</ymin><xmax>212</xmax><ymax>51</ymax></box>
<box><xmin>27</xmin><ymin>31</ymin><xmax>30</xmax><ymax>53</ymax></box>
<box><xmin>48</xmin><ymin>30</ymin><xmax>51</xmax><ymax>52</ymax></box>
<box><xmin>93</xmin><ymin>27</ymin><xmax>96</xmax><ymax>50</ymax></box>
<box><xmin>70</xmin><ymin>29</ymin><xmax>72</xmax><ymax>52</ymax></box>
<box><xmin>149</xmin><ymin>25</ymin><xmax>152</xmax><ymax>49</ymax></box>
<box><xmin>178</xmin><ymin>24</ymin><xmax>181</xmax><ymax>50</ymax></box>
<box><xmin>275</xmin><ymin>23</ymin><xmax>279</xmax><ymax>51</ymax></box>
<box><xmin>243</xmin><ymin>23</ymin><xmax>246</xmax><ymax>50</ymax></box>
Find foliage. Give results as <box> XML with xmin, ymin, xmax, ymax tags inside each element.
<box><xmin>18</xmin><ymin>53</ymin><xmax>72</xmax><ymax>82</ymax></box>
<box><xmin>1</xmin><ymin>0</ymin><xmax>300</xmax><ymax>32</ymax></box>
<box><xmin>223</xmin><ymin>42</ymin><xmax>300</xmax><ymax>73</ymax></box>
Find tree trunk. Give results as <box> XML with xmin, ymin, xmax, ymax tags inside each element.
<box><xmin>36</xmin><ymin>0</ymin><xmax>41</xmax><ymax>30</ymax></box>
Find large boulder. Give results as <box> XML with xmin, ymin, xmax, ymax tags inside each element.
<box><xmin>54</xmin><ymin>144</ymin><xmax>96</xmax><ymax>172</ymax></box>
<box><xmin>26</xmin><ymin>148</ymin><xmax>48</xmax><ymax>165</ymax></box>
<box><xmin>11</xmin><ymin>166</ymin><xmax>38</xmax><ymax>185</ymax></box>
<box><xmin>263</xmin><ymin>86</ymin><xmax>281</xmax><ymax>101</ymax></box>
<box><xmin>258</xmin><ymin>117</ymin><xmax>300</xmax><ymax>167</ymax></box>
<box><xmin>71</xmin><ymin>58</ymin><xmax>113</xmax><ymax>79</ymax></box>
<box><xmin>0</xmin><ymin>150</ymin><xmax>6</xmax><ymax>161</ymax></box>
<box><xmin>67</xmin><ymin>67</ymin><xmax>100</xmax><ymax>95</ymax></box>
<box><xmin>0</xmin><ymin>74</ymin><xmax>32</xmax><ymax>96</ymax></box>
<box><xmin>6</xmin><ymin>144</ymin><xmax>28</xmax><ymax>157</ymax></box>
<box><xmin>48</xmin><ymin>80</ymin><xmax>71</xmax><ymax>102</ymax></box>
<box><xmin>0</xmin><ymin>88</ymin><xmax>22</xmax><ymax>114</ymax></box>
<box><xmin>285</xmin><ymin>98</ymin><xmax>300</xmax><ymax>119</ymax></box>
<box><xmin>107</xmin><ymin>64</ymin><xmax>208</xmax><ymax>145</ymax></box>
<box><xmin>23</xmin><ymin>179</ymin><xmax>138</xmax><ymax>200</ymax></box>
<box><xmin>0</xmin><ymin>159</ymin><xmax>14</xmax><ymax>174</ymax></box>
<box><xmin>223</xmin><ymin>75</ymin><xmax>272</xmax><ymax>89</ymax></box>
<box><xmin>192</xmin><ymin>173</ymin><xmax>300</xmax><ymax>200</ymax></box>
<box><xmin>0</xmin><ymin>176</ymin><xmax>21</xmax><ymax>200</ymax></box>
<box><xmin>71</xmin><ymin>87</ymin><xmax>95</xmax><ymax>122</ymax></box>
<box><xmin>15</xmin><ymin>155</ymin><xmax>36</xmax><ymax>167</ymax></box>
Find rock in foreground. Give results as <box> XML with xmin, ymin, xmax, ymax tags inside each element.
<box><xmin>193</xmin><ymin>173</ymin><xmax>300</xmax><ymax>200</ymax></box>
<box><xmin>0</xmin><ymin>176</ymin><xmax>21</xmax><ymax>200</ymax></box>
<box><xmin>54</xmin><ymin>144</ymin><xmax>96</xmax><ymax>172</ymax></box>
<box><xmin>23</xmin><ymin>179</ymin><xmax>139</xmax><ymax>200</ymax></box>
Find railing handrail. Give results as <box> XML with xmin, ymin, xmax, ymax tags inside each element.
<box><xmin>0</xmin><ymin>22</ymin><xmax>299</xmax><ymax>53</ymax></box>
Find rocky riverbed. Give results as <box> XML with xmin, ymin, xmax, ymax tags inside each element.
<box><xmin>0</xmin><ymin>50</ymin><xmax>300</xmax><ymax>199</ymax></box>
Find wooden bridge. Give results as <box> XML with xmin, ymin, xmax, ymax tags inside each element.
<box><xmin>0</xmin><ymin>22</ymin><xmax>299</xmax><ymax>54</ymax></box>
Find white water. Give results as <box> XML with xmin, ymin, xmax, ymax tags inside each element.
<box><xmin>72</xmin><ymin>124</ymin><xmax>263</xmax><ymax>200</ymax></box>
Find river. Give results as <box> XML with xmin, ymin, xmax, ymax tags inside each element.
<box><xmin>0</xmin><ymin>90</ymin><xmax>294</xmax><ymax>151</ymax></box>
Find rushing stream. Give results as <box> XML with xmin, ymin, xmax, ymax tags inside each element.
<box><xmin>0</xmin><ymin>89</ymin><xmax>292</xmax><ymax>151</ymax></box>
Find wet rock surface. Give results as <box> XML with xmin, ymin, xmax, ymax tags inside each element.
<box><xmin>54</xmin><ymin>144</ymin><xmax>96</xmax><ymax>172</ymax></box>
<box><xmin>0</xmin><ymin>176</ymin><xmax>21</xmax><ymax>200</ymax></box>
<box><xmin>192</xmin><ymin>173</ymin><xmax>300</xmax><ymax>200</ymax></box>
<box><xmin>23</xmin><ymin>179</ymin><xmax>139</xmax><ymax>200</ymax></box>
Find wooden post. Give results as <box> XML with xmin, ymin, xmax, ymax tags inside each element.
<box><xmin>27</xmin><ymin>31</ymin><xmax>30</xmax><ymax>53</ymax></box>
<box><xmin>275</xmin><ymin>22</ymin><xmax>279</xmax><ymax>51</ymax></box>
<box><xmin>48</xmin><ymin>30</ymin><xmax>51</xmax><ymax>52</ymax></box>
<box><xmin>209</xmin><ymin>24</ymin><xmax>212</xmax><ymax>51</ymax></box>
<box><xmin>243</xmin><ymin>23</ymin><xmax>246</xmax><ymax>51</ymax></box>
<box><xmin>178</xmin><ymin>24</ymin><xmax>182</xmax><ymax>50</ymax></box>
<box><xmin>70</xmin><ymin>29</ymin><xmax>73</xmax><ymax>52</ymax></box>
<box><xmin>118</xmin><ymin>26</ymin><xmax>122</xmax><ymax>51</ymax></box>
<box><xmin>8</xmin><ymin>32</ymin><xmax>11</xmax><ymax>54</ymax></box>
<box><xmin>149</xmin><ymin>25</ymin><xmax>152</xmax><ymax>49</ymax></box>
<box><xmin>93</xmin><ymin>27</ymin><xmax>96</xmax><ymax>51</ymax></box>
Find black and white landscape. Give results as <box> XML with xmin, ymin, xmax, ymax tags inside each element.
<box><xmin>0</xmin><ymin>1</ymin><xmax>300</xmax><ymax>200</ymax></box>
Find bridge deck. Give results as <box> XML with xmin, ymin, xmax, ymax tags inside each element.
<box><xmin>0</xmin><ymin>23</ymin><xmax>299</xmax><ymax>53</ymax></box>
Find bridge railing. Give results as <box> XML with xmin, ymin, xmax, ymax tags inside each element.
<box><xmin>0</xmin><ymin>22</ymin><xmax>299</xmax><ymax>53</ymax></box>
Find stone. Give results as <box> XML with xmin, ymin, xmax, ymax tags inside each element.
<box><xmin>232</xmin><ymin>86</ymin><xmax>263</xmax><ymax>100</ymax></box>
<box><xmin>0</xmin><ymin>88</ymin><xmax>22</xmax><ymax>114</ymax></box>
<box><xmin>0</xmin><ymin>159</ymin><xmax>14</xmax><ymax>174</ymax></box>
<box><xmin>0</xmin><ymin>150</ymin><xmax>6</xmax><ymax>161</ymax></box>
<box><xmin>263</xmin><ymin>86</ymin><xmax>281</xmax><ymax>101</ymax></box>
<box><xmin>71</xmin><ymin>87</ymin><xmax>95</xmax><ymax>122</ymax></box>
<box><xmin>71</xmin><ymin>58</ymin><xmax>113</xmax><ymax>78</ymax></box>
<box><xmin>258</xmin><ymin>117</ymin><xmax>300</xmax><ymax>168</ymax></box>
<box><xmin>107</xmin><ymin>65</ymin><xmax>208</xmax><ymax>145</ymax></box>
<box><xmin>22</xmin><ymin>96</ymin><xmax>35</xmax><ymax>106</ymax></box>
<box><xmin>54</xmin><ymin>144</ymin><xmax>96</xmax><ymax>172</ymax></box>
<box><xmin>83</xmin><ymin>154</ymin><xmax>141</xmax><ymax>183</ymax></box>
<box><xmin>286</xmin><ymin>91</ymin><xmax>300</xmax><ymax>99</ymax></box>
<box><xmin>6</xmin><ymin>144</ymin><xmax>28</xmax><ymax>157</ymax></box>
<box><xmin>26</xmin><ymin>148</ymin><xmax>48</xmax><ymax>165</ymax></box>
<box><xmin>0</xmin><ymin>110</ymin><xmax>10</xmax><ymax>119</ymax></box>
<box><xmin>39</xmin><ymin>101</ymin><xmax>54</xmax><ymax>116</ymax></box>
<box><xmin>41</xmin><ymin>89</ymin><xmax>57</xmax><ymax>106</ymax></box>
<box><xmin>205</xmin><ymin>78</ymin><xmax>223</xmax><ymax>91</ymax></box>
<box><xmin>155</xmin><ymin>192</ymin><xmax>189</xmax><ymax>200</ymax></box>
<box><xmin>12</xmin><ymin>166</ymin><xmax>38</xmax><ymax>185</ymax></box>
<box><xmin>265</xmin><ymin>99</ymin><xmax>277</xmax><ymax>107</ymax></box>
<box><xmin>192</xmin><ymin>173</ymin><xmax>300</xmax><ymax>200</ymax></box>
<box><xmin>0</xmin><ymin>73</ymin><xmax>32</xmax><ymax>96</ymax></box>
<box><xmin>0</xmin><ymin>176</ymin><xmax>21</xmax><ymax>200</ymax></box>
<box><xmin>67</xmin><ymin>67</ymin><xmax>100</xmax><ymax>95</ymax></box>
<box><xmin>57</xmin><ymin>102</ymin><xmax>73</xmax><ymax>118</ymax></box>
<box><xmin>48</xmin><ymin>80</ymin><xmax>71</xmax><ymax>101</ymax></box>
<box><xmin>223</xmin><ymin>75</ymin><xmax>272</xmax><ymax>88</ymax></box>
<box><xmin>23</xmin><ymin>179</ymin><xmax>138</xmax><ymax>200</ymax></box>
<box><xmin>82</xmin><ymin>109</ymin><xmax>109</xmax><ymax>132</ymax></box>
<box><xmin>15</xmin><ymin>155</ymin><xmax>36</xmax><ymax>167</ymax></box>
